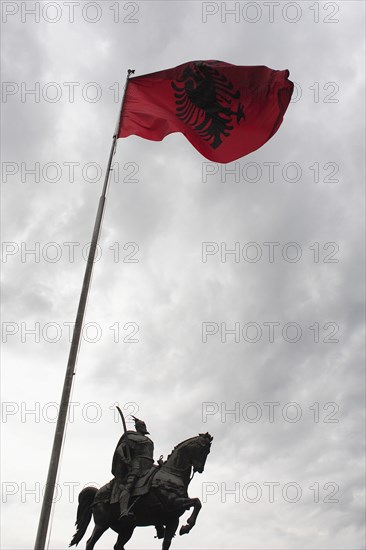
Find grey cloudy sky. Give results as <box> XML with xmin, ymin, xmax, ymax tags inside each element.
<box><xmin>1</xmin><ymin>1</ymin><xmax>365</xmax><ymax>549</ymax></box>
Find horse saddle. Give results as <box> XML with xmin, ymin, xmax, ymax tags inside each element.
<box><xmin>95</xmin><ymin>465</ymin><xmax>159</xmax><ymax>506</ymax></box>
<box><xmin>132</xmin><ymin>465</ymin><xmax>159</xmax><ymax>496</ymax></box>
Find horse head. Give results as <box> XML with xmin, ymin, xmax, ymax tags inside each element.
<box><xmin>164</xmin><ymin>432</ymin><xmax>213</xmax><ymax>482</ymax></box>
<box><xmin>189</xmin><ymin>432</ymin><xmax>213</xmax><ymax>474</ymax></box>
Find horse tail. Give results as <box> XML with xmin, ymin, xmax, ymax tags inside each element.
<box><xmin>69</xmin><ymin>486</ymin><xmax>98</xmax><ymax>547</ymax></box>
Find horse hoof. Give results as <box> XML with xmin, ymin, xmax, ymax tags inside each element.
<box><xmin>179</xmin><ymin>525</ymin><xmax>190</xmax><ymax>536</ymax></box>
<box><xmin>155</xmin><ymin>525</ymin><xmax>165</xmax><ymax>539</ymax></box>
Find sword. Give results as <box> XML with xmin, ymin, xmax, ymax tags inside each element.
<box><xmin>116</xmin><ymin>405</ymin><xmax>142</xmax><ymax>519</ymax></box>
<box><xmin>116</xmin><ymin>405</ymin><xmax>131</xmax><ymax>462</ymax></box>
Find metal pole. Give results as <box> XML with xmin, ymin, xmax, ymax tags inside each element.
<box><xmin>34</xmin><ymin>69</ymin><xmax>135</xmax><ymax>550</ymax></box>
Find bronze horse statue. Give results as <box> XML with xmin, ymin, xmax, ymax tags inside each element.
<box><xmin>69</xmin><ymin>432</ymin><xmax>213</xmax><ymax>550</ymax></box>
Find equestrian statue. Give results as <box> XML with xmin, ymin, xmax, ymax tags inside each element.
<box><xmin>69</xmin><ymin>408</ymin><xmax>213</xmax><ymax>550</ymax></box>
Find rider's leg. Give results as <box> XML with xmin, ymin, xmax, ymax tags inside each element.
<box><xmin>118</xmin><ymin>473</ymin><xmax>137</xmax><ymax>519</ymax></box>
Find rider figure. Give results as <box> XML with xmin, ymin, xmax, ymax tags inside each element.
<box><xmin>112</xmin><ymin>416</ymin><xmax>154</xmax><ymax>520</ymax></box>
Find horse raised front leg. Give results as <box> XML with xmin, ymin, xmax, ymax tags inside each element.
<box><xmin>178</xmin><ymin>497</ymin><xmax>202</xmax><ymax>536</ymax></box>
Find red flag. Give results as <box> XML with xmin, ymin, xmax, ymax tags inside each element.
<box><xmin>119</xmin><ymin>60</ymin><xmax>293</xmax><ymax>163</ymax></box>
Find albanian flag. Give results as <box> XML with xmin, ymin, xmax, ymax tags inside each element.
<box><xmin>119</xmin><ymin>60</ymin><xmax>293</xmax><ymax>163</ymax></box>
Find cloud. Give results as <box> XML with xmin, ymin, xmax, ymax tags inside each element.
<box><xmin>1</xmin><ymin>1</ymin><xmax>365</xmax><ymax>549</ymax></box>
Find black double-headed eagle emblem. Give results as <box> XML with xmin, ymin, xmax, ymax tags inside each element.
<box><xmin>171</xmin><ymin>61</ymin><xmax>245</xmax><ymax>149</ymax></box>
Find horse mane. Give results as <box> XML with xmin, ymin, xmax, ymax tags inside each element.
<box><xmin>166</xmin><ymin>436</ymin><xmax>197</xmax><ymax>461</ymax></box>
<box><xmin>166</xmin><ymin>433</ymin><xmax>213</xmax><ymax>461</ymax></box>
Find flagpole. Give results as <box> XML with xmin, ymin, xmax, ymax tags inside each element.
<box><xmin>34</xmin><ymin>69</ymin><xmax>135</xmax><ymax>550</ymax></box>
